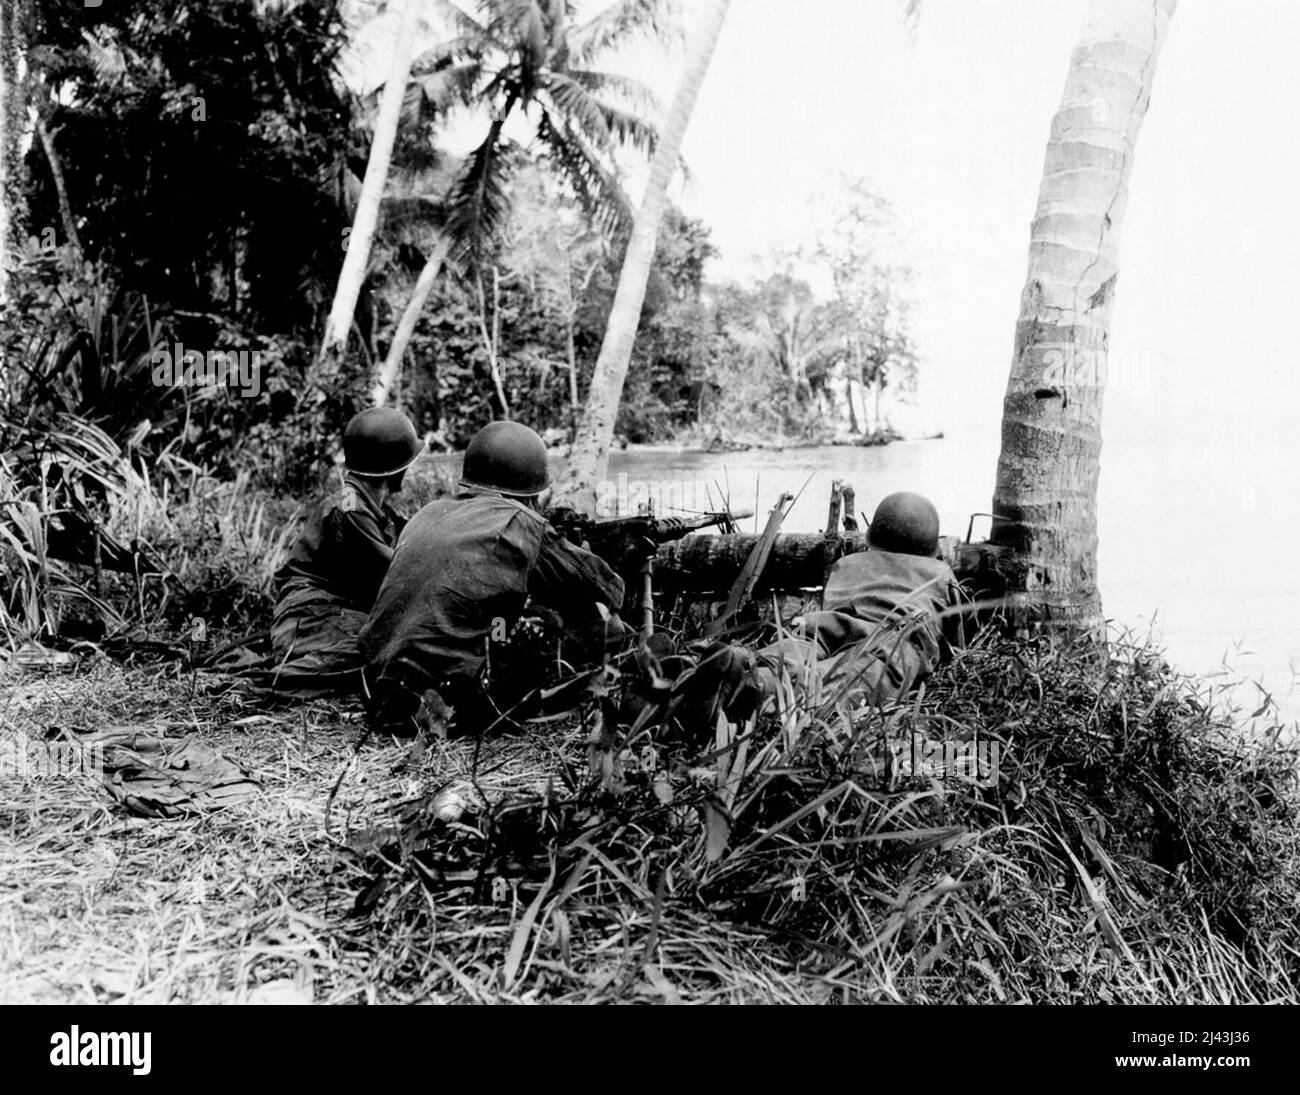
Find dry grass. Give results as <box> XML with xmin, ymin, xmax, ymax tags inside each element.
<box><xmin>0</xmin><ymin>656</ymin><xmax>804</xmax><ymax>1003</ymax></box>
<box><xmin>0</xmin><ymin>657</ymin><xmax>535</xmax><ymax>1003</ymax></box>
<box><xmin>3</xmin><ymin>628</ymin><xmax>1297</xmax><ymax>1005</ymax></box>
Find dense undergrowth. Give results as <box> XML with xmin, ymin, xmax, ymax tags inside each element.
<box><xmin>341</xmin><ymin>632</ymin><xmax>1300</xmax><ymax>1002</ymax></box>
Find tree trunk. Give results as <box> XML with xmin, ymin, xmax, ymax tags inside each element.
<box><xmin>372</xmin><ymin>238</ymin><xmax>448</xmax><ymax>406</ymax></box>
<box><xmin>655</xmin><ymin>532</ymin><xmax>1006</xmax><ymax>597</ymax></box>
<box><xmin>845</xmin><ymin>345</ymin><xmax>860</xmax><ymax>434</ymax></box>
<box><xmin>0</xmin><ymin>0</ymin><xmax>29</xmax><ymax>304</ymax></box>
<box><xmin>34</xmin><ymin>107</ymin><xmax>80</xmax><ymax>254</ymax></box>
<box><xmin>475</xmin><ymin>263</ymin><xmax>510</xmax><ymax>418</ymax></box>
<box><xmin>319</xmin><ymin>0</ymin><xmax>421</xmax><ymax>376</ymax></box>
<box><xmin>552</xmin><ymin>0</ymin><xmax>731</xmax><ymax>512</ymax></box>
<box><xmin>991</xmin><ymin>0</ymin><xmax>1176</xmax><ymax>635</ymax></box>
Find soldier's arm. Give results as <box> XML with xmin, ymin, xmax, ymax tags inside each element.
<box><xmin>327</xmin><ymin>504</ymin><xmax>399</xmax><ymax>604</ymax></box>
<box><xmin>528</xmin><ymin>525</ymin><xmax>626</xmax><ymax>614</ymax></box>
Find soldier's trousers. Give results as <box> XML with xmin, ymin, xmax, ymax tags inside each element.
<box><xmin>756</xmin><ymin>633</ymin><xmax>930</xmax><ymax>712</ymax></box>
<box><xmin>363</xmin><ymin>613</ymin><xmax>632</xmax><ymax>738</ymax></box>
<box><xmin>268</xmin><ymin>586</ymin><xmax>367</xmax><ymax>698</ymax></box>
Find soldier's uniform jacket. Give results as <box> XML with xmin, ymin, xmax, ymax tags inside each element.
<box><xmin>275</xmin><ymin>475</ymin><xmax>406</xmax><ymax>611</ymax></box>
<box><xmin>754</xmin><ymin>549</ymin><xmax>965</xmax><ymax>711</ymax></box>
<box><xmin>360</xmin><ymin>491</ymin><xmax>625</xmax><ymax>695</ymax></box>
<box><xmin>802</xmin><ymin>549</ymin><xmax>965</xmax><ymax>670</ymax></box>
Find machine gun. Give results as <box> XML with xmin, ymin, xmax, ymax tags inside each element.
<box><xmin>546</xmin><ymin>507</ymin><xmax>752</xmax><ymax>637</ymax></box>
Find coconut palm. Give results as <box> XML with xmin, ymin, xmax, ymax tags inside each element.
<box><xmin>368</xmin><ymin>0</ymin><xmax>670</xmax><ymax>407</ymax></box>
<box><xmin>991</xmin><ymin>0</ymin><xmax>1177</xmax><ymax>634</ymax></box>
<box><xmin>552</xmin><ymin>0</ymin><xmax>730</xmax><ymax>511</ymax></box>
<box><xmin>319</xmin><ymin>0</ymin><xmax>425</xmax><ymax>379</ymax></box>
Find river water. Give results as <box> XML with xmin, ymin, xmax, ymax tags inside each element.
<box><xmin>601</xmin><ymin>428</ymin><xmax>1300</xmax><ymax>731</ymax></box>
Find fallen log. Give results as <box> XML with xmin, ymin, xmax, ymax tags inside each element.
<box><xmin>654</xmin><ymin>532</ymin><xmax>1009</xmax><ymax>599</ymax></box>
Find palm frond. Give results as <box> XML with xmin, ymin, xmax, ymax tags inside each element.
<box><xmin>396</xmin><ymin>58</ymin><xmax>485</xmax><ymax>133</ymax></box>
<box><xmin>543</xmin><ymin>73</ymin><xmax>657</xmax><ymax>157</ymax></box>
<box><xmin>901</xmin><ymin>0</ymin><xmax>922</xmax><ymax>43</ymax></box>
<box><xmin>419</xmin><ymin>60</ymin><xmax>486</xmax><ymax>115</ymax></box>
<box><xmin>567</xmin><ymin>68</ymin><xmax>661</xmax><ymax>118</ymax></box>
<box><xmin>571</xmin><ymin>0</ymin><xmax>676</xmax><ymax>65</ymax></box>
<box><xmin>534</xmin><ymin>107</ymin><xmax>631</xmax><ymax>240</ymax></box>
<box><xmin>425</xmin><ymin>0</ymin><xmax>494</xmax><ymax>43</ymax></box>
<box><xmin>411</xmin><ymin>36</ymin><xmax>487</xmax><ymax>74</ymax></box>
<box><xmin>442</xmin><ymin>123</ymin><xmax>523</xmax><ymax>264</ymax></box>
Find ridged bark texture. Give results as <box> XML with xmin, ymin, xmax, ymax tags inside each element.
<box><xmin>992</xmin><ymin>0</ymin><xmax>1176</xmax><ymax>636</ymax></box>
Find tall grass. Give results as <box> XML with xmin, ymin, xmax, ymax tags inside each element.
<box><xmin>1</xmin><ymin>415</ymin><xmax>131</xmax><ymax>643</ymax></box>
<box><xmin>1</xmin><ymin>410</ymin><xmax>303</xmax><ymax>648</ymax></box>
<box><xmin>347</xmin><ymin>629</ymin><xmax>1300</xmax><ymax>1002</ymax></box>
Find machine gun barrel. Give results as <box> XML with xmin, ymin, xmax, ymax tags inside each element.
<box><xmin>546</xmin><ymin>507</ymin><xmax>752</xmax><ymax>638</ymax></box>
<box><xmin>549</xmin><ymin>508</ymin><xmax>752</xmax><ymax>547</ymax></box>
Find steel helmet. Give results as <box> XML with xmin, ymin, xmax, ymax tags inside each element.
<box><xmin>868</xmin><ymin>492</ymin><xmax>940</xmax><ymax>557</ymax></box>
<box><xmin>343</xmin><ymin>407</ymin><xmax>424</xmax><ymax>477</ymax></box>
<box><xmin>459</xmin><ymin>420</ymin><xmax>551</xmax><ymax>497</ymax></box>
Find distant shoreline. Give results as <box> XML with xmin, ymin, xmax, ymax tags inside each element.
<box><xmin>605</xmin><ymin>430</ymin><xmax>945</xmax><ymax>456</ymax></box>
<box><xmin>422</xmin><ymin>431</ymin><xmax>946</xmax><ymax>464</ymax></box>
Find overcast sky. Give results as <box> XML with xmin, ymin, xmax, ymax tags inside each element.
<box><xmin>657</xmin><ymin>0</ymin><xmax>1300</xmax><ymax>441</ymax></box>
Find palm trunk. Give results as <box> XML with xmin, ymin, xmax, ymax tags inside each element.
<box><xmin>564</xmin><ymin>255</ymin><xmax>600</xmax><ymax>433</ymax></box>
<box><xmin>319</xmin><ymin>0</ymin><xmax>421</xmax><ymax>378</ymax></box>
<box><xmin>563</xmin><ymin>250</ymin><xmax>579</xmax><ymax>418</ymax></box>
<box><xmin>372</xmin><ymin>237</ymin><xmax>448</xmax><ymax>406</ymax></box>
<box><xmin>552</xmin><ymin>0</ymin><xmax>731</xmax><ymax>512</ymax></box>
<box><xmin>35</xmin><ymin>107</ymin><xmax>80</xmax><ymax>254</ymax></box>
<box><xmin>845</xmin><ymin>362</ymin><xmax>860</xmax><ymax>435</ymax></box>
<box><xmin>991</xmin><ymin>0</ymin><xmax>1176</xmax><ymax>636</ymax></box>
<box><xmin>475</xmin><ymin>264</ymin><xmax>510</xmax><ymax>417</ymax></box>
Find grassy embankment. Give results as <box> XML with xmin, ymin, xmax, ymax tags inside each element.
<box><xmin>3</xmin><ymin>627</ymin><xmax>1296</xmax><ymax>1003</ymax></box>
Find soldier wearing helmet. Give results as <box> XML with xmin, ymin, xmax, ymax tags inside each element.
<box><xmin>268</xmin><ymin>407</ymin><xmax>424</xmax><ymax>697</ymax></box>
<box><xmin>740</xmin><ymin>491</ymin><xmax>966</xmax><ymax>714</ymax></box>
<box><xmin>360</xmin><ymin>420</ymin><xmax>626</xmax><ymax>737</ymax></box>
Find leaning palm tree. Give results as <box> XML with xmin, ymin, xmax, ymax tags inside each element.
<box><xmin>370</xmin><ymin>0</ymin><xmax>671</xmax><ymax>407</ymax></box>
<box><xmin>552</xmin><ymin>0</ymin><xmax>730</xmax><ymax>511</ymax></box>
<box><xmin>318</xmin><ymin>0</ymin><xmax>425</xmax><ymax>380</ymax></box>
<box><xmin>991</xmin><ymin>0</ymin><xmax>1177</xmax><ymax>634</ymax></box>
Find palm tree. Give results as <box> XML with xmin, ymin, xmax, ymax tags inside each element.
<box><xmin>370</xmin><ymin>0</ymin><xmax>670</xmax><ymax>407</ymax></box>
<box><xmin>991</xmin><ymin>0</ymin><xmax>1177</xmax><ymax>634</ymax></box>
<box><xmin>552</xmin><ymin>0</ymin><xmax>730</xmax><ymax>511</ymax></box>
<box><xmin>318</xmin><ymin>0</ymin><xmax>424</xmax><ymax>380</ymax></box>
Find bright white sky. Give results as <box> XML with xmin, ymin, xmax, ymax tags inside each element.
<box><xmin>659</xmin><ymin>0</ymin><xmax>1300</xmax><ymax>439</ymax></box>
